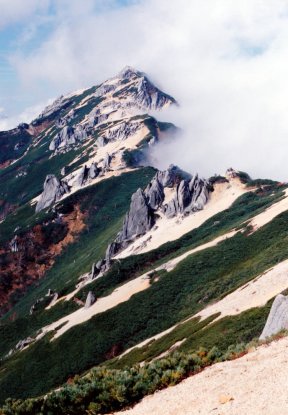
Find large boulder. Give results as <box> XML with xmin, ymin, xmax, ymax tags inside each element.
<box><xmin>164</xmin><ymin>174</ymin><xmax>210</xmax><ymax>218</ymax></box>
<box><xmin>118</xmin><ymin>188</ymin><xmax>154</xmax><ymax>242</ymax></box>
<box><xmin>144</xmin><ymin>176</ymin><xmax>165</xmax><ymax>210</ymax></box>
<box><xmin>36</xmin><ymin>175</ymin><xmax>69</xmax><ymax>212</ymax></box>
<box><xmin>260</xmin><ymin>294</ymin><xmax>288</xmax><ymax>340</ymax></box>
<box><xmin>84</xmin><ymin>291</ymin><xmax>96</xmax><ymax>308</ymax></box>
<box><xmin>49</xmin><ymin>125</ymin><xmax>87</xmax><ymax>151</ymax></box>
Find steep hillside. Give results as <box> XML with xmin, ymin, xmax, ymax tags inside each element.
<box><xmin>112</xmin><ymin>336</ymin><xmax>288</xmax><ymax>415</ymax></box>
<box><xmin>1</xmin><ymin>67</ymin><xmax>288</xmax><ymax>414</ymax></box>
<box><xmin>0</xmin><ymin>67</ymin><xmax>175</xmax><ymax>314</ymax></box>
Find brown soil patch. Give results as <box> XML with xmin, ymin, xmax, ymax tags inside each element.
<box><xmin>0</xmin><ymin>205</ymin><xmax>86</xmax><ymax>316</ymax></box>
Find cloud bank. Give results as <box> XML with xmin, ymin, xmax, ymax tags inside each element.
<box><xmin>5</xmin><ymin>0</ymin><xmax>288</xmax><ymax>180</ymax></box>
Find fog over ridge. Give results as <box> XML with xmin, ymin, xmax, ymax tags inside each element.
<box><xmin>2</xmin><ymin>0</ymin><xmax>288</xmax><ymax>180</ymax></box>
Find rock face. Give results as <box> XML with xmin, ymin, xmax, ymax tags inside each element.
<box><xmin>164</xmin><ymin>174</ymin><xmax>210</xmax><ymax>218</ymax></box>
<box><xmin>101</xmin><ymin>121</ymin><xmax>141</xmax><ymax>143</ymax></box>
<box><xmin>96</xmin><ymin>165</ymin><xmax>211</xmax><ymax>274</ymax></box>
<box><xmin>115</xmin><ymin>66</ymin><xmax>177</xmax><ymax>110</ymax></box>
<box><xmin>102</xmin><ymin>153</ymin><xmax>111</xmax><ymax>170</ymax></box>
<box><xmin>49</xmin><ymin>125</ymin><xmax>87</xmax><ymax>151</ymax></box>
<box><xmin>47</xmin><ymin>66</ymin><xmax>176</xmax><ymax>153</ymax></box>
<box><xmin>84</xmin><ymin>291</ymin><xmax>96</xmax><ymax>308</ymax></box>
<box><xmin>144</xmin><ymin>176</ymin><xmax>165</xmax><ymax>210</ymax></box>
<box><xmin>36</xmin><ymin>175</ymin><xmax>69</xmax><ymax>212</ymax></box>
<box><xmin>260</xmin><ymin>294</ymin><xmax>288</xmax><ymax>340</ymax></box>
<box><xmin>119</xmin><ymin>189</ymin><xmax>154</xmax><ymax>242</ymax></box>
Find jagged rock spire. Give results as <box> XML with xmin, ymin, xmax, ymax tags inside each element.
<box><xmin>36</xmin><ymin>175</ymin><xmax>69</xmax><ymax>212</ymax></box>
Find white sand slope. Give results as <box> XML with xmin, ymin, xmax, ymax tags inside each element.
<box><xmin>195</xmin><ymin>259</ymin><xmax>288</xmax><ymax>322</ymax></box>
<box><xmin>112</xmin><ymin>336</ymin><xmax>288</xmax><ymax>415</ymax></box>
<box><xmin>116</xmin><ymin>178</ymin><xmax>247</xmax><ymax>258</ymax></box>
<box><xmin>120</xmin><ymin>259</ymin><xmax>288</xmax><ymax>358</ymax></box>
<box><xmin>248</xmin><ymin>188</ymin><xmax>288</xmax><ymax>231</ymax></box>
<box><xmin>39</xmin><ymin>273</ymin><xmax>150</xmax><ymax>340</ymax></box>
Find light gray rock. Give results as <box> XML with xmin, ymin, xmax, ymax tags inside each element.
<box><xmin>49</xmin><ymin>125</ymin><xmax>87</xmax><ymax>151</ymax></box>
<box><xmin>96</xmin><ymin>136</ymin><xmax>108</xmax><ymax>147</ymax></box>
<box><xmin>88</xmin><ymin>162</ymin><xmax>100</xmax><ymax>179</ymax></box>
<box><xmin>84</xmin><ymin>291</ymin><xmax>96</xmax><ymax>308</ymax></box>
<box><xmin>15</xmin><ymin>337</ymin><xmax>34</xmax><ymax>351</ymax></box>
<box><xmin>260</xmin><ymin>294</ymin><xmax>288</xmax><ymax>340</ymax></box>
<box><xmin>135</xmin><ymin>76</ymin><xmax>176</xmax><ymax>110</ymax></box>
<box><xmin>102</xmin><ymin>153</ymin><xmax>111</xmax><ymax>170</ymax></box>
<box><xmin>36</xmin><ymin>175</ymin><xmax>69</xmax><ymax>212</ymax></box>
<box><xmin>156</xmin><ymin>164</ymin><xmax>190</xmax><ymax>188</ymax></box>
<box><xmin>144</xmin><ymin>176</ymin><xmax>165</xmax><ymax>210</ymax></box>
<box><xmin>76</xmin><ymin>166</ymin><xmax>89</xmax><ymax>187</ymax></box>
<box><xmin>37</xmin><ymin>95</ymin><xmax>72</xmax><ymax>120</ymax></box>
<box><xmin>76</xmin><ymin>163</ymin><xmax>100</xmax><ymax>188</ymax></box>
<box><xmin>103</xmin><ymin>121</ymin><xmax>141</xmax><ymax>143</ymax></box>
<box><xmin>164</xmin><ymin>174</ymin><xmax>210</xmax><ymax>218</ymax></box>
<box><xmin>94</xmin><ymin>83</ymin><xmax>117</xmax><ymax>98</ymax></box>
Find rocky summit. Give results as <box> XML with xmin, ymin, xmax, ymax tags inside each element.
<box><xmin>1</xmin><ymin>66</ymin><xmax>288</xmax><ymax>415</ymax></box>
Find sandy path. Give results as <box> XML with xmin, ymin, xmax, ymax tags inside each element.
<box><xmin>249</xmin><ymin>188</ymin><xmax>288</xmax><ymax>231</ymax></box>
<box><xmin>39</xmin><ymin>273</ymin><xmax>150</xmax><ymax>340</ymax></box>
<box><xmin>112</xmin><ymin>336</ymin><xmax>288</xmax><ymax>415</ymax></box>
<box><xmin>116</xmin><ymin>178</ymin><xmax>247</xmax><ymax>258</ymax></box>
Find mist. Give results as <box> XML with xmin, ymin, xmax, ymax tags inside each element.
<box><xmin>4</xmin><ymin>0</ymin><xmax>288</xmax><ymax>180</ymax></box>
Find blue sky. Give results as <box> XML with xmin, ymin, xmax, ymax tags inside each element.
<box><xmin>0</xmin><ymin>0</ymin><xmax>137</xmax><ymax>119</ymax></box>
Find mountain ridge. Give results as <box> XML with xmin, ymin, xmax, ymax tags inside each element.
<box><xmin>0</xmin><ymin>67</ymin><xmax>288</xmax><ymax>414</ymax></box>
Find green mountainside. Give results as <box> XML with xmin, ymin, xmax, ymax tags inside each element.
<box><xmin>0</xmin><ymin>67</ymin><xmax>288</xmax><ymax>414</ymax></box>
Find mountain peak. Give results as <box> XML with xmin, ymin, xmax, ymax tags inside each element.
<box><xmin>117</xmin><ymin>66</ymin><xmax>142</xmax><ymax>80</ymax></box>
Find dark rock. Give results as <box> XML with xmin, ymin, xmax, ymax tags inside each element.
<box><xmin>18</xmin><ymin>123</ymin><xmax>29</xmax><ymax>130</ymax></box>
<box><xmin>90</xmin><ymin>261</ymin><xmax>102</xmax><ymax>279</ymax></box>
<box><xmin>105</xmin><ymin>242</ymin><xmax>120</xmax><ymax>263</ymax></box>
<box><xmin>9</xmin><ymin>236</ymin><xmax>19</xmax><ymax>253</ymax></box>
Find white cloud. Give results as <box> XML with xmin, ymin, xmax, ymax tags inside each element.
<box><xmin>7</xmin><ymin>0</ymin><xmax>288</xmax><ymax>180</ymax></box>
<box><xmin>0</xmin><ymin>0</ymin><xmax>50</xmax><ymax>29</ymax></box>
<box><xmin>0</xmin><ymin>101</ymin><xmax>52</xmax><ymax>130</ymax></box>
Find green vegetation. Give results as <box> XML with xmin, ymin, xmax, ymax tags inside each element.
<box><xmin>0</xmin><ymin>128</ymin><xmax>31</xmax><ymax>165</ymax></box>
<box><xmin>0</xmin><ymin>301</ymin><xmax>80</xmax><ymax>359</ymax></box>
<box><xmin>1</xmin><ymin>168</ymin><xmax>155</xmax><ymax>321</ymax></box>
<box><xmin>1</xmin><ymin>327</ymin><xmax>285</xmax><ymax>415</ymax></box>
<box><xmin>1</xmin><ymin>206</ymin><xmax>288</xmax><ymax>402</ymax></box>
